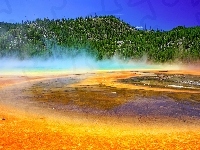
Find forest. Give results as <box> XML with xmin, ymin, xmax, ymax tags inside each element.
<box><xmin>0</xmin><ymin>15</ymin><xmax>200</xmax><ymax>63</ymax></box>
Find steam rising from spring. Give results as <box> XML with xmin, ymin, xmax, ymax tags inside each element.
<box><xmin>0</xmin><ymin>46</ymin><xmax>180</xmax><ymax>75</ymax></box>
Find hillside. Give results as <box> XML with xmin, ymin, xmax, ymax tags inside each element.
<box><xmin>0</xmin><ymin>15</ymin><xmax>200</xmax><ymax>63</ymax></box>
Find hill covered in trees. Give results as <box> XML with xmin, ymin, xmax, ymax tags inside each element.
<box><xmin>0</xmin><ymin>15</ymin><xmax>200</xmax><ymax>63</ymax></box>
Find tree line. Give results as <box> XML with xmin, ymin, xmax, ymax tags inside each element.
<box><xmin>0</xmin><ymin>15</ymin><xmax>199</xmax><ymax>63</ymax></box>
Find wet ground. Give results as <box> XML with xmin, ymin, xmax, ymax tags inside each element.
<box><xmin>1</xmin><ymin>71</ymin><xmax>199</xmax><ymax>124</ymax></box>
<box><xmin>118</xmin><ymin>71</ymin><xmax>200</xmax><ymax>91</ymax></box>
<box><xmin>1</xmin><ymin>70</ymin><xmax>200</xmax><ymax>149</ymax></box>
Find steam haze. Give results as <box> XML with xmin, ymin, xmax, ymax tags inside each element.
<box><xmin>0</xmin><ymin>47</ymin><xmax>181</xmax><ymax>75</ymax></box>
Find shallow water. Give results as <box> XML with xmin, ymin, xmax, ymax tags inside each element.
<box><xmin>118</xmin><ymin>73</ymin><xmax>200</xmax><ymax>90</ymax></box>
<box><xmin>1</xmin><ymin>71</ymin><xmax>200</xmax><ymax>124</ymax></box>
<box><xmin>111</xmin><ymin>97</ymin><xmax>200</xmax><ymax>119</ymax></box>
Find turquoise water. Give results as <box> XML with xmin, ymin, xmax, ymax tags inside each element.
<box><xmin>0</xmin><ymin>57</ymin><xmax>178</xmax><ymax>75</ymax></box>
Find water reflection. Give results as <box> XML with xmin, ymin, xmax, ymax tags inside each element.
<box><xmin>1</xmin><ymin>72</ymin><xmax>200</xmax><ymax>121</ymax></box>
<box><xmin>26</xmin><ymin>75</ymin><xmax>200</xmax><ymax>120</ymax></box>
<box><xmin>110</xmin><ymin>97</ymin><xmax>200</xmax><ymax>119</ymax></box>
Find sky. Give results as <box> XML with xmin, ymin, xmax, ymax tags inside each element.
<box><xmin>0</xmin><ymin>0</ymin><xmax>200</xmax><ymax>30</ymax></box>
